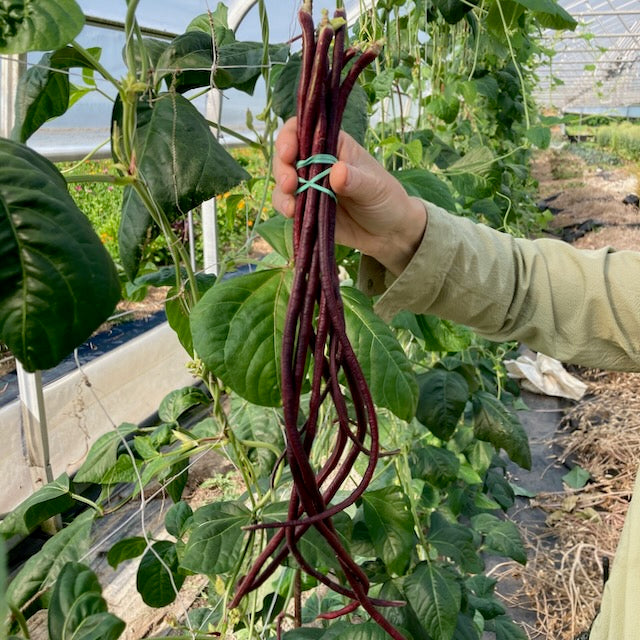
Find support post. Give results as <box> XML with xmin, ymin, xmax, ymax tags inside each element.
<box><xmin>1</xmin><ymin>54</ymin><xmax>58</xmax><ymax>530</ymax></box>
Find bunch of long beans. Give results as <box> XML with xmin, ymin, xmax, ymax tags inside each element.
<box><xmin>231</xmin><ymin>4</ymin><xmax>405</xmax><ymax>637</ymax></box>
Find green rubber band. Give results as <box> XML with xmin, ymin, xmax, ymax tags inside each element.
<box><xmin>295</xmin><ymin>154</ymin><xmax>338</xmax><ymax>201</ymax></box>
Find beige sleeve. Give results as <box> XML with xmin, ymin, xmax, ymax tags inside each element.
<box><xmin>359</xmin><ymin>200</ymin><xmax>640</xmax><ymax>371</ymax></box>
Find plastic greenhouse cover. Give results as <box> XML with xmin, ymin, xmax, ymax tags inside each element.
<box><xmin>24</xmin><ymin>0</ymin><xmax>319</xmax><ymax>158</ymax></box>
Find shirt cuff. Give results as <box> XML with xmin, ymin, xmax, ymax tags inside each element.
<box><xmin>357</xmin><ymin>200</ymin><xmax>460</xmax><ymax>322</ymax></box>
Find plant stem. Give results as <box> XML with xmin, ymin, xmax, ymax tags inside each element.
<box><xmin>71</xmin><ymin>40</ymin><xmax>121</xmax><ymax>89</ymax></box>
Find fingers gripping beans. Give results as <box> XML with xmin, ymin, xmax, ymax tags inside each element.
<box><xmin>231</xmin><ymin>5</ymin><xmax>406</xmax><ymax>637</ymax></box>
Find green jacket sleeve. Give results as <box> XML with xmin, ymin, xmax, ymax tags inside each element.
<box><xmin>359</xmin><ymin>201</ymin><xmax>640</xmax><ymax>372</ymax></box>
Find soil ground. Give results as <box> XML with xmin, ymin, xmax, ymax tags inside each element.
<box><xmin>490</xmin><ymin>143</ymin><xmax>640</xmax><ymax>639</ymax></box>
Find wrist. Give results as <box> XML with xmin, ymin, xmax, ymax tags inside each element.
<box><xmin>374</xmin><ymin>197</ymin><xmax>427</xmax><ymax>276</ymax></box>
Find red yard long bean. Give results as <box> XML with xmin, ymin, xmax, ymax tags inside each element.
<box><xmin>231</xmin><ymin>4</ymin><xmax>405</xmax><ymax>637</ymax></box>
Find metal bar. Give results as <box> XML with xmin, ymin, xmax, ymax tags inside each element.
<box><xmin>85</xmin><ymin>15</ymin><xmax>177</xmax><ymax>39</ymax></box>
<box><xmin>1</xmin><ymin>54</ymin><xmax>59</xmax><ymax>528</ymax></box>
<box><xmin>570</xmin><ymin>11</ymin><xmax>640</xmax><ymax>16</ymax></box>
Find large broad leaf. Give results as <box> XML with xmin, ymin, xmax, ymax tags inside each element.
<box><xmin>272</xmin><ymin>56</ymin><xmax>369</xmax><ymax>146</ymax></box>
<box><xmin>13</xmin><ymin>46</ymin><xmax>100</xmax><ymax>142</ymax></box>
<box><xmin>403</xmin><ymin>561</ymin><xmax>462</xmax><ymax>640</ymax></box>
<box><xmin>427</xmin><ymin>512</ymin><xmax>484</xmax><ymax>574</ymax></box>
<box><xmin>283</xmin><ymin>622</ymin><xmax>390</xmax><ymax>640</ymax></box>
<box><xmin>342</xmin><ymin>286</ymin><xmax>418</xmax><ymax>422</ymax></box>
<box><xmin>48</xmin><ymin>562</ymin><xmax>124</xmax><ymax>640</ymax></box>
<box><xmin>361</xmin><ymin>486</ymin><xmax>415</xmax><ymax>576</ymax></box>
<box><xmin>181</xmin><ymin>501</ymin><xmax>251</xmax><ymax>575</ymax></box>
<box><xmin>74</xmin><ymin>424</ymin><xmax>137</xmax><ymax>483</ymax></box>
<box><xmin>472</xmin><ymin>391</ymin><xmax>531</xmax><ymax>470</ymax></box>
<box><xmin>415</xmin><ymin>369</ymin><xmax>469</xmax><ymax>440</ymax></box>
<box><xmin>116</xmin><ymin>93</ymin><xmax>249</xmax><ymax>279</ymax></box>
<box><xmin>0</xmin><ymin>474</ymin><xmax>76</xmax><ymax>538</ymax></box>
<box><xmin>408</xmin><ymin>445</ymin><xmax>460</xmax><ymax>488</ymax></box>
<box><xmin>156</xmin><ymin>32</ymin><xmax>288</xmax><ymax>94</ymax></box>
<box><xmin>433</xmin><ymin>0</ymin><xmax>476</xmax><ymax>24</ymax></box>
<box><xmin>392</xmin><ymin>168</ymin><xmax>457</xmax><ymax>213</ymax></box>
<box><xmin>512</xmin><ymin>0</ymin><xmax>577</xmax><ymax>30</ymax></box>
<box><xmin>471</xmin><ymin>513</ymin><xmax>527</xmax><ymax>564</ymax></box>
<box><xmin>190</xmin><ymin>268</ymin><xmax>291</xmax><ymax>407</ymax></box>
<box><xmin>0</xmin><ymin>0</ymin><xmax>84</xmax><ymax>54</ymax></box>
<box><xmin>136</xmin><ymin>541</ymin><xmax>185</xmax><ymax>608</ymax></box>
<box><xmin>229</xmin><ymin>396</ymin><xmax>284</xmax><ymax>479</ymax></box>
<box><xmin>7</xmin><ymin>511</ymin><xmax>95</xmax><ymax>611</ymax></box>
<box><xmin>0</xmin><ymin>139</ymin><xmax>120</xmax><ymax>371</ymax></box>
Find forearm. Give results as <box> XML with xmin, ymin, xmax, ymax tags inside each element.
<box><xmin>361</xmin><ymin>201</ymin><xmax>640</xmax><ymax>372</ymax></box>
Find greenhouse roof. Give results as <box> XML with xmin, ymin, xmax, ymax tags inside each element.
<box><xmin>535</xmin><ymin>0</ymin><xmax>640</xmax><ymax>115</ymax></box>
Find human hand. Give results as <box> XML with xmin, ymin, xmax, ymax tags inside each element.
<box><xmin>272</xmin><ymin>118</ymin><xmax>427</xmax><ymax>276</ymax></box>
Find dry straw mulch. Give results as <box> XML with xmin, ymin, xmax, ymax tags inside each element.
<box><xmin>492</xmin><ymin>370</ymin><xmax>640</xmax><ymax>639</ymax></box>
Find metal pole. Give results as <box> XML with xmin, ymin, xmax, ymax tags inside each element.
<box><xmin>202</xmin><ymin>0</ymin><xmax>260</xmax><ymax>275</ymax></box>
<box><xmin>1</xmin><ymin>54</ymin><xmax>58</xmax><ymax>515</ymax></box>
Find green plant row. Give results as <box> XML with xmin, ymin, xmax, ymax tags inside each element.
<box><xmin>594</xmin><ymin>121</ymin><xmax>640</xmax><ymax>160</ymax></box>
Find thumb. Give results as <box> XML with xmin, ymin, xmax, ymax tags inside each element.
<box><xmin>330</xmin><ymin>160</ymin><xmax>383</xmax><ymax>203</ymax></box>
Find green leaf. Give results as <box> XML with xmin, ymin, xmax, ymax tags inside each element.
<box><xmin>229</xmin><ymin>397</ymin><xmax>284</xmax><ymax>479</ymax></box>
<box><xmin>106</xmin><ymin>537</ymin><xmax>147</xmax><ymax>570</ymax></box>
<box><xmin>471</xmin><ymin>513</ymin><xmax>527</xmax><ymax>564</ymax></box>
<box><xmin>272</xmin><ymin>55</ymin><xmax>369</xmax><ymax>145</ymax></box>
<box><xmin>165</xmin><ymin>274</ymin><xmax>217</xmax><ymax>357</ymax></box>
<box><xmin>447</xmin><ymin>146</ymin><xmax>495</xmax><ymax>176</ymax></box>
<box><xmin>256</xmin><ymin>215</ymin><xmax>294</xmax><ymax>260</ymax></box>
<box><xmin>12</xmin><ymin>52</ymin><xmax>68</xmax><ymax>142</ymax></box>
<box><xmin>465</xmin><ymin>575</ymin><xmax>505</xmax><ymax>620</ymax></box>
<box><xmin>187</xmin><ymin>4</ymin><xmax>235</xmax><ymax>45</ymax></box>
<box><xmin>392</xmin><ymin>169</ymin><xmax>457</xmax><ymax>212</ymax></box>
<box><xmin>362</xmin><ymin>487</ymin><xmax>415</xmax><ymax>575</ymax></box>
<box><xmin>190</xmin><ymin>268</ymin><xmax>291</xmax><ymax>407</ymax></box>
<box><xmin>0</xmin><ymin>139</ymin><xmax>120</xmax><ymax>371</ymax></box>
<box><xmin>472</xmin><ymin>391</ymin><xmax>531</xmax><ymax>470</ymax></box>
<box><xmin>48</xmin><ymin>562</ymin><xmax>124</xmax><ymax>640</ymax></box>
<box><xmin>137</xmin><ymin>541</ymin><xmax>185</xmax><ymax>608</ymax></box>
<box><xmin>415</xmin><ymin>369</ymin><xmax>469</xmax><ymax>440</ymax></box>
<box><xmin>342</xmin><ymin>286</ymin><xmax>418</xmax><ymax>422</ymax></box>
<box><xmin>486</xmin><ymin>615</ymin><xmax>528</xmax><ymax>640</ymax></box>
<box><xmin>403</xmin><ymin>561</ymin><xmax>462</xmax><ymax>640</ymax></box>
<box><xmin>284</xmin><ymin>622</ymin><xmax>392</xmax><ymax>640</ymax></box>
<box><xmin>340</xmin><ymin>83</ymin><xmax>369</xmax><ymax>146</ymax></box>
<box><xmin>181</xmin><ymin>501</ymin><xmax>251</xmax><ymax>575</ymax></box>
<box><xmin>12</xmin><ymin>46</ymin><xmax>100</xmax><ymax>142</ymax></box>
<box><xmin>562</xmin><ymin>465</ymin><xmax>591</xmax><ymax>489</ymax></box>
<box><xmin>427</xmin><ymin>512</ymin><xmax>484</xmax><ymax>573</ymax></box>
<box><xmin>511</xmin><ymin>0</ymin><xmax>577</xmax><ymax>30</ymax></box>
<box><xmin>158</xmin><ymin>387</ymin><xmax>210</xmax><ymax>423</ymax></box>
<box><xmin>408</xmin><ymin>445</ymin><xmax>460</xmax><ymax>488</ymax></box>
<box><xmin>525</xmin><ymin>125</ymin><xmax>551</xmax><ymax>149</ymax></box>
<box><xmin>0</xmin><ymin>474</ymin><xmax>75</xmax><ymax>538</ymax></box>
<box><xmin>164</xmin><ymin>458</ymin><xmax>190</xmax><ymax>503</ymax></box>
<box><xmin>157</xmin><ymin>33</ymin><xmax>287</xmax><ymax>95</ymax></box>
<box><xmin>414</xmin><ymin>315</ymin><xmax>474</xmax><ymax>352</ymax></box>
<box><xmin>74</xmin><ymin>424</ymin><xmax>137</xmax><ymax>483</ymax></box>
<box><xmin>165</xmin><ymin>501</ymin><xmax>194</xmax><ymax>539</ymax></box>
<box><xmin>116</xmin><ymin>93</ymin><xmax>249</xmax><ymax>279</ymax></box>
<box><xmin>7</xmin><ymin>511</ymin><xmax>95</xmax><ymax>611</ymax></box>
<box><xmin>433</xmin><ymin>0</ymin><xmax>475</xmax><ymax>24</ymax></box>
<box><xmin>0</xmin><ymin>0</ymin><xmax>84</xmax><ymax>54</ymax></box>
